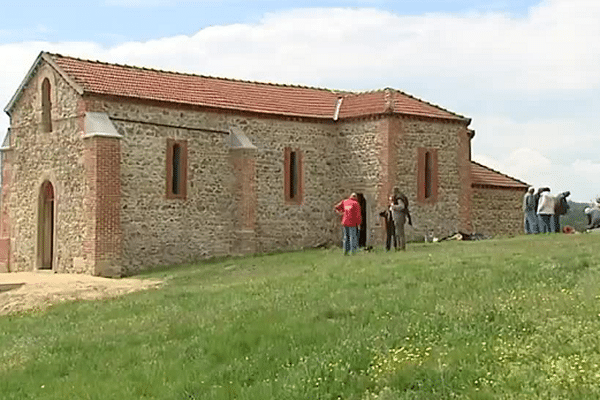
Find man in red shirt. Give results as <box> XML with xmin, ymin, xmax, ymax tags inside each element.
<box><xmin>334</xmin><ymin>193</ymin><xmax>362</xmax><ymax>255</ymax></box>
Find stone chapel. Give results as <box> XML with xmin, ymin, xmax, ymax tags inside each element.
<box><xmin>0</xmin><ymin>52</ymin><xmax>528</xmax><ymax>275</ymax></box>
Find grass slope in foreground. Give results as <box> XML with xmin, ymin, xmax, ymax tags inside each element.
<box><xmin>2</xmin><ymin>234</ymin><xmax>600</xmax><ymax>399</ymax></box>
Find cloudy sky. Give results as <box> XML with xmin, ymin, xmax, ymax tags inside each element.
<box><xmin>1</xmin><ymin>0</ymin><xmax>598</xmax><ymax>202</ymax></box>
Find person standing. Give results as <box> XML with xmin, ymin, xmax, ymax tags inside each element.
<box><xmin>536</xmin><ymin>188</ymin><xmax>555</xmax><ymax>233</ymax></box>
<box><xmin>523</xmin><ymin>187</ymin><xmax>538</xmax><ymax>234</ymax></box>
<box><xmin>585</xmin><ymin>197</ymin><xmax>600</xmax><ymax>229</ymax></box>
<box><xmin>554</xmin><ymin>191</ymin><xmax>571</xmax><ymax>233</ymax></box>
<box><xmin>390</xmin><ymin>192</ymin><xmax>412</xmax><ymax>251</ymax></box>
<box><xmin>334</xmin><ymin>193</ymin><xmax>362</xmax><ymax>255</ymax></box>
<box><xmin>533</xmin><ymin>187</ymin><xmax>542</xmax><ymax>218</ymax></box>
<box><xmin>379</xmin><ymin>196</ymin><xmax>397</xmax><ymax>251</ymax></box>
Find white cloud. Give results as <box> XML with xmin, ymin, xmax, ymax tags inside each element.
<box><xmin>474</xmin><ymin>148</ymin><xmax>600</xmax><ymax>202</ymax></box>
<box><xmin>471</xmin><ymin>114</ymin><xmax>599</xmax><ymax>171</ymax></box>
<box><xmin>473</xmin><ymin>147</ymin><xmax>552</xmax><ymax>187</ymax></box>
<box><xmin>573</xmin><ymin>159</ymin><xmax>600</xmax><ymax>175</ymax></box>
<box><xmin>32</xmin><ymin>0</ymin><xmax>600</xmax><ymax>92</ymax></box>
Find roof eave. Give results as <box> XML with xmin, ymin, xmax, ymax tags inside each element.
<box><xmin>82</xmin><ymin>91</ymin><xmax>337</xmax><ymax>121</ymax></box>
<box><xmin>335</xmin><ymin>110</ymin><xmax>469</xmax><ymax>122</ymax></box>
<box><xmin>391</xmin><ymin>111</ymin><xmax>470</xmax><ymax>123</ymax></box>
<box><xmin>472</xmin><ymin>183</ymin><xmax>529</xmax><ymax>190</ymax></box>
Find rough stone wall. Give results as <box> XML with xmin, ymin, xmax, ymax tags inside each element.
<box><xmin>84</xmin><ymin>99</ymin><xmax>345</xmax><ymax>273</ymax></box>
<box><xmin>83</xmin><ymin>99</ymin><xmax>234</xmax><ymax>274</ymax></box>
<box><xmin>471</xmin><ymin>186</ymin><xmax>527</xmax><ymax>236</ymax></box>
<box><xmin>2</xmin><ymin>62</ymin><xmax>89</xmax><ymax>272</ymax></box>
<box><xmin>393</xmin><ymin>116</ymin><xmax>470</xmax><ymax>241</ymax></box>
<box><xmin>225</xmin><ymin>116</ymin><xmax>342</xmax><ymax>253</ymax></box>
<box><xmin>333</xmin><ymin>118</ymin><xmax>385</xmax><ymax>245</ymax></box>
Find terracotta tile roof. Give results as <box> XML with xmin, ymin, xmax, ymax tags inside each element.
<box><xmin>336</xmin><ymin>89</ymin><xmax>463</xmax><ymax>120</ymax></box>
<box><xmin>471</xmin><ymin>161</ymin><xmax>529</xmax><ymax>189</ymax></box>
<box><xmin>47</xmin><ymin>53</ymin><xmax>466</xmax><ymax>121</ymax></box>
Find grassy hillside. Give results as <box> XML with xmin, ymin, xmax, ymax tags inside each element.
<box><xmin>560</xmin><ymin>201</ymin><xmax>589</xmax><ymax>231</ymax></box>
<box><xmin>2</xmin><ymin>234</ymin><xmax>600</xmax><ymax>399</ymax></box>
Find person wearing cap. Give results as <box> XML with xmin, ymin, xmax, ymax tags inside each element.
<box><xmin>334</xmin><ymin>193</ymin><xmax>362</xmax><ymax>255</ymax></box>
<box><xmin>523</xmin><ymin>187</ymin><xmax>538</xmax><ymax>234</ymax></box>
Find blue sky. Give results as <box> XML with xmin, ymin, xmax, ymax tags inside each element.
<box><xmin>2</xmin><ymin>1</ymin><xmax>539</xmax><ymax>45</ymax></box>
<box><xmin>1</xmin><ymin>0</ymin><xmax>599</xmax><ymax>203</ymax></box>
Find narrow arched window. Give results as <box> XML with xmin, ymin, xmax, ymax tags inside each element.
<box><xmin>289</xmin><ymin>150</ymin><xmax>297</xmax><ymax>199</ymax></box>
<box><xmin>172</xmin><ymin>143</ymin><xmax>181</xmax><ymax>195</ymax></box>
<box><xmin>417</xmin><ymin>147</ymin><xmax>438</xmax><ymax>203</ymax></box>
<box><xmin>41</xmin><ymin>78</ymin><xmax>52</xmax><ymax>132</ymax></box>
<box><xmin>166</xmin><ymin>139</ymin><xmax>187</xmax><ymax>199</ymax></box>
<box><xmin>424</xmin><ymin>151</ymin><xmax>432</xmax><ymax>199</ymax></box>
<box><xmin>284</xmin><ymin>147</ymin><xmax>303</xmax><ymax>205</ymax></box>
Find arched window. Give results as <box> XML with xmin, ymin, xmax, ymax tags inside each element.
<box><xmin>424</xmin><ymin>151</ymin><xmax>432</xmax><ymax>199</ymax></box>
<box><xmin>284</xmin><ymin>147</ymin><xmax>303</xmax><ymax>204</ymax></box>
<box><xmin>172</xmin><ymin>143</ymin><xmax>181</xmax><ymax>195</ymax></box>
<box><xmin>166</xmin><ymin>139</ymin><xmax>187</xmax><ymax>199</ymax></box>
<box><xmin>41</xmin><ymin>78</ymin><xmax>52</xmax><ymax>132</ymax></box>
<box><xmin>417</xmin><ymin>147</ymin><xmax>438</xmax><ymax>203</ymax></box>
<box><xmin>37</xmin><ymin>180</ymin><xmax>54</xmax><ymax>269</ymax></box>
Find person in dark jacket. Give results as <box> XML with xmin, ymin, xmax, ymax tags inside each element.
<box><xmin>379</xmin><ymin>196</ymin><xmax>396</xmax><ymax>251</ymax></box>
<box><xmin>553</xmin><ymin>191</ymin><xmax>570</xmax><ymax>233</ymax></box>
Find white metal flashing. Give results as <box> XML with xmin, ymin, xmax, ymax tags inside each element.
<box><xmin>83</xmin><ymin>112</ymin><xmax>123</xmax><ymax>139</ymax></box>
<box><xmin>333</xmin><ymin>97</ymin><xmax>343</xmax><ymax>121</ymax></box>
<box><xmin>229</xmin><ymin>126</ymin><xmax>257</xmax><ymax>150</ymax></box>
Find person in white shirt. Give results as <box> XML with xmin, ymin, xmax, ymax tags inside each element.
<box><xmin>536</xmin><ymin>188</ymin><xmax>555</xmax><ymax>233</ymax></box>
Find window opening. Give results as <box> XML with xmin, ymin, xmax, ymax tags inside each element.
<box><xmin>41</xmin><ymin>78</ymin><xmax>52</xmax><ymax>132</ymax></box>
<box><xmin>289</xmin><ymin>151</ymin><xmax>297</xmax><ymax>200</ymax></box>
<box><xmin>172</xmin><ymin>143</ymin><xmax>181</xmax><ymax>195</ymax></box>
<box><xmin>38</xmin><ymin>181</ymin><xmax>54</xmax><ymax>269</ymax></box>
<box><xmin>166</xmin><ymin>139</ymin><xmax>187</xmax><ymax>199</ymax></box>
<box><xmin>425</xmin><ymin>151</ymin><xmax>432</xmax><ymax>199</ymax></box>
<box><xmin>284</xmin><ymin>147</ymin><xmax>303</xmax><ymax>204</ymax></box>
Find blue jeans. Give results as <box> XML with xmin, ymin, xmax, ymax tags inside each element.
<box><xmin>342</xmin><ymin>226</ymin><xmax>359</xmax><ymax>254</ymax></box>
<box><xmin>524</xmin><ymin>211</ymin><xmax>538</xmax><ymax>234</ymax></box>
<box><xmin>538</xmin><ymin>214</ymin><xmax>553</xmax><ymax>233</ymax></box>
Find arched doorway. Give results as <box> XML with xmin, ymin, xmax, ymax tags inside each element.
<box><xmin>37</xmin><ymin>180</ymin><xmax>54</xmax><ymax>270</ymax></box>
<box><xmin>356</xmin><ymin>193</ymin><xmax>367</xmax><ymax>248</ymax></box>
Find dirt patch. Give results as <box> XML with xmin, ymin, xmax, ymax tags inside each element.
<box><xmin>0</xmin><ymin>272</ymin><xmax>162</xmax><ymax>316</ymax></box>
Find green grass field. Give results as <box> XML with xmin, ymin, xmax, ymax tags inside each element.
<box><xmin>2</xmin><ymin>234</ymin><xmax>600</xmax><ymax>399</ymax></box>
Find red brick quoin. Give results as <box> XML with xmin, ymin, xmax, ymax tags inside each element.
<box><xmin>83</xmin><ymin>136</ymin><xmax>122</xmax><ymax>276</ymax></box>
